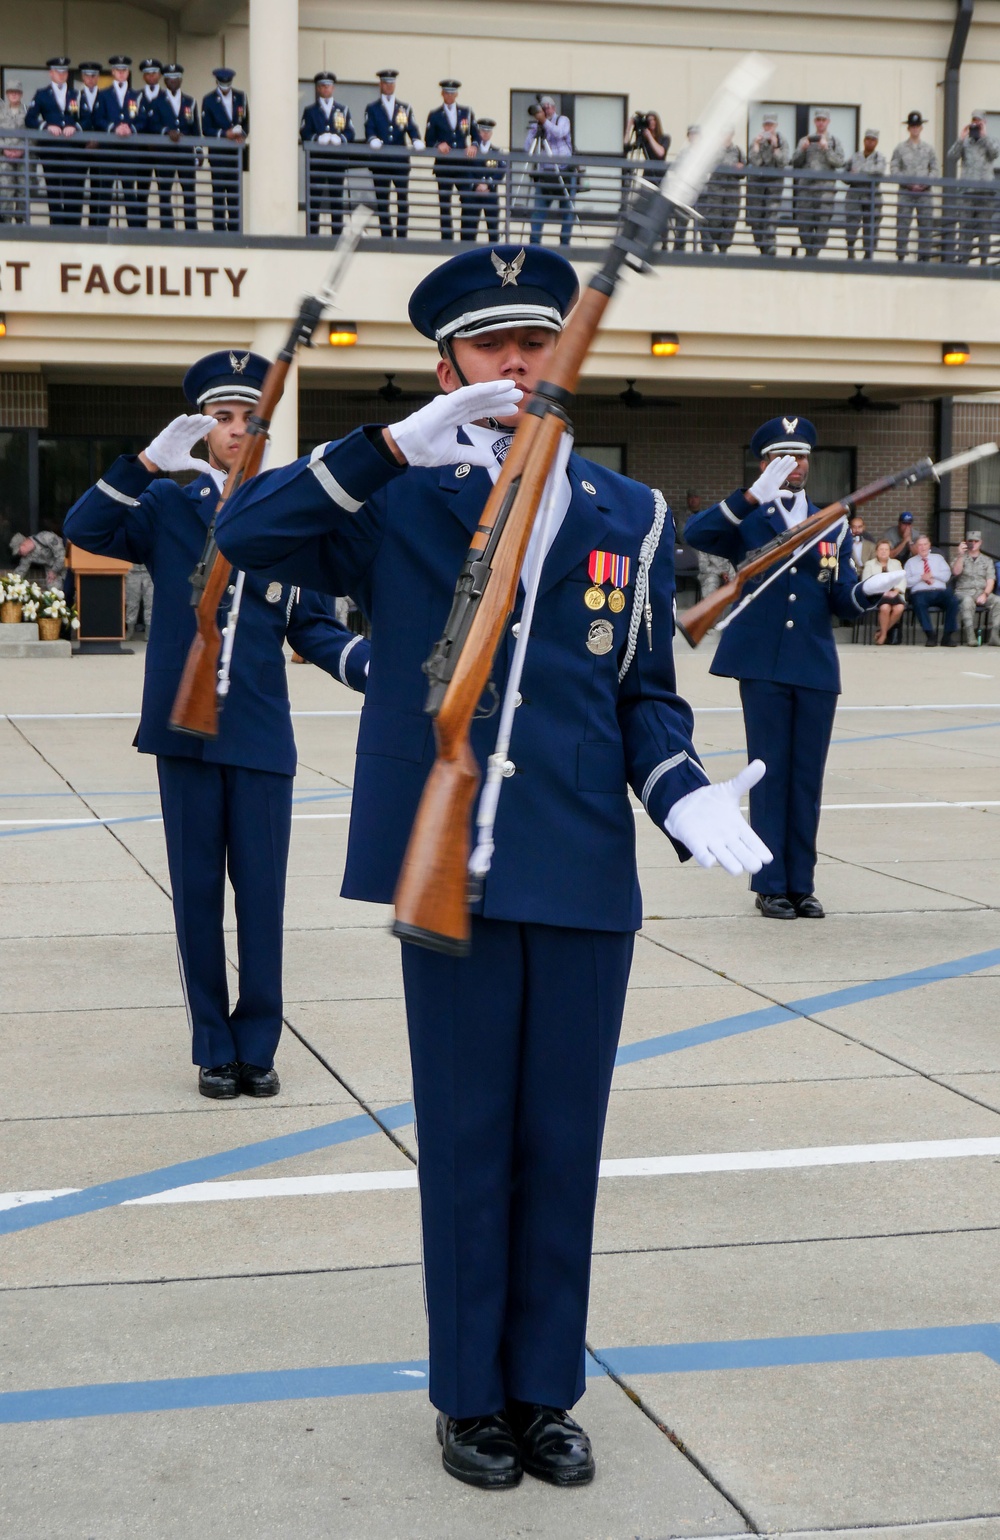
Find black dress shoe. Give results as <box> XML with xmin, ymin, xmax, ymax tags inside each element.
<box><xmin>436</xmin><ymin>1412</ymin><xmax>522</xmax><ymax>1489</ymax></box>
<box><xmin>507</xmin><ymin>1401</ymin><xmax>595</xmax><ymax>1486</ymax></box>
<box><xmin>237</xmin><ymin>1063</ymin><xmax>280</xmax><ymax>1097</ymax></box>
<box><xmin>790</xmin><ymin>892</ymin><xmax>825</xmax><ymax>919</ymax></box>
<box><xmin>924</xmin><ymin>634</ymin><xmax>938</xmax><ymax>647</ymax></box>
<box><xmin>755</xmin><ymin>893</ymin><xmax>797</xmax><ymax>920</ymax></box>
<box><xmin>942</xmin><ymin>632</ymin><xmax>959</xmax><ymax>648</ymax></box>
<box><xmin>198</xmin><ymin>1062</ymin><xmax>240</xmax><ymax>1099</ymax></box>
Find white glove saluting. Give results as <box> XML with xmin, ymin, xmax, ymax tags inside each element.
<box><xmin>389</xmin><ymin>380</ymin><xmax>522</xmax><ymax>468</ymax></box>
<box><xmin>664</xmin><ymin>760</ymin><xmax>773</xmax><ymax>877</ymax></box>
<box><xmin>748</xmin><ymin>454</ymin><xmax>797</xmax><ymax>507</ymax></box>
<box><xmin>143</xmin><ymin>414</ymin><xmax>216</xmax><ymax>473</ymax></box>
<box><xmin>862</xmin><ymin>569</ymin><xmax>903</xmax><ymax>596</ymax></box>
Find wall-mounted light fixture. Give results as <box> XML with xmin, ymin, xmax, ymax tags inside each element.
<box><xmin>942</xmin><ymin>342</ymin><xmax>970</xmax><ymax>366</ymax></box>
<box><xmin>0</xmin><ymin>314</ymin><xmax>8</xmax><ymax>338</ymax></box>
<box><xmin>650</xmin><ymin>331</ymin><xmax>679</xmax><ymax>357</ymax></box>
<box><xmin>328</xmin><ymin>321</ymin><xmax>358</xmax><ymax>346</ymax></box>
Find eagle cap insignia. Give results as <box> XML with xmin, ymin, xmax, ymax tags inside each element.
<box><xmin>229</xmin><ymin>350</ymin><xmax>250</xmax><ymax>374</ymax></box>
<box><xmin>491</xmin><ymin>248</ymin><xmax>526</xmax><ymax>287</ymax></box>
<box><xmin>781</xmin><ymin>415</ymin><xmax>799</xmax><ymax>434</ymax></box>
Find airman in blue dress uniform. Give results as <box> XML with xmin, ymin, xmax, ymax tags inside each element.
<box><xmin>75</xmin><ymin>63</ymin><xmax>103</xmax><ymax>226</ymax></box>
<box><xmin>215</xmin><ymin>247</ymin><xmax>769</xmax><ymax>1489</ymax></box>
<box><xmin>25</xmin><ymin>57</ymin><xmax>81</xmax><ymax>226</ymax></box>
<box><xmin>684</xmin><ymin>415</ymin><xmax>895</xmax><ymax>919</ymax></box>
<box><xmin>364</xmin><ymin>68</ymin><xmax>424</xmax><ymax>238</ymax></box>
<box><xmin>299</xmin><ymin>71</ymin><xmax>355</xmax><ymax>238</ymax></box>
<box><xmin>425</xmin><ymin>79</ymin><xmax>480</xmax><ymax>240</ymax></box>
<box><xmin>466</xmin><ymin>118</ymin><xmax>506</xmax><ymax>242</ymax></box>
<box><xmin>139</xmin><ymin>61</ymin><xmax>200</xmax><ymax>230</ymax></box>
<box><xmin>92</xmin><ymin>54</ymin><xmax>142</xmax><ymax>228</ymax></box>
<box><xmin>64</xmin><ymin>350</ymin><xmax>369</xmax><ymax>1100</ymax></box>
<box><xmin>201</xmin><ymin>66</ymin><xmax>247</xmax><ymax>232</ymax></box>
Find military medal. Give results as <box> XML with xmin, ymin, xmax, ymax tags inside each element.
<box><xmin>584</xmin><ymin>585</ymin><xmax>605</xmax><ymax>610</ymax></box>
<box><xmin>817</xmin><ymin>540</ymin><xmax>837</xmax><ymax>584</ymax></box>
<box><xmin>587</xmin><ymin>618</ymin><xmax>615</xmax><ymax>655</ymax></box>
<box><xmin>265</xmin><ymin>581</ymin><xmax>282</xmax><ymax>603</ymax></box>
<box><xmin>587</xmin><ymin>550</ymin><xmax>631</xmax><ymax>614</ymax></box>
<box><xmin>608</xmin><ymin>588</ymin><xmax>625</xmax><ymax>613</ymax></box>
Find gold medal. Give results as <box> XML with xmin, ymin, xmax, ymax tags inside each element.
<box><xmin>587</xmin><ymin>618</ymin><xmax>615</xmax><ymax>656</ymax></box>
<box><xmin>584</xmin><ymin>585</ymin><xmax>606</xmax><ymax>611</ymax></box>
<box><xmin>608</xmin><ymin>588</ymin><xmax>625</xmax><ymax>613</ymax></box>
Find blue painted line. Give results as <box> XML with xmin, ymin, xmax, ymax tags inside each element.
<box><xmin>615</xmin><ymin>946</ymin><xmax>1000</xmax><ymax>1065</ymax></box>
<box><xmin>0</xmin><ymin>789</ymin><xmax>352</xmax><ymax>839</ymax></box>
<box><xmin>0</xmin><ymin>1102</ymin><xmax>415</xmax><ymax>1238</ymax></box>
<box><xmin>701</xmin><ymin>717</ymin><xmax>1000</xmax><ymax>760</ymax></box>
<box><xmin>4</xmin><ymin>1325</ymin><xmax>999</xmax><ymax>1424</ymax></box>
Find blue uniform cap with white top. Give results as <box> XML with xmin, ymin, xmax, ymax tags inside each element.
<box><xmin>750</xmin><ymin>414</ymin><xmax>818</xmax><ymax>459</ymax></box>
<box><xmin>408</xmin><ymin>245</ymin><xmax>579</xmax><ymax>346</ymax></box>
<box><xmin>213</xmin><ymin>67</ymin><xmax>236</xmax><ymax>83</ymax></box>
<box><xmin>182</xmin><ymin>349</ymin><xmax>269</xmax><ymax>408</ymax></box>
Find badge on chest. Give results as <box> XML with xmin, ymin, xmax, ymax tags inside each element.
<box><xmin>817</xmin><ymin>541</ymin><xmax>838</xmax><ymax>585</ymax></box>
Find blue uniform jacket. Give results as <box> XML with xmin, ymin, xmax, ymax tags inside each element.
<box><xmin>300</xmin><ymin>101</ymin><xmax>355</xmax><ymax>143</ymax></box>
<box><xmin>201</xmin><ymin>90</ymin><xmax>248</xmax><ymax>139</ymax></box>
<box><xmin>425</xmin><ymin>104</ymin><xmax>479</xmax><ymax>155</ymax></box>
<box><xmin>215</xmin><ymin>428</ymin><xmax>709</xmax><ymax>932</ymax></box>
<box><xmin>365</xmin><ymin>97</ymin><xmax>421</xmax><ymax>148</ymax></box>
<box><xmin>471</xmin><ymin>144</ymin><xmax>507</xmax><ymax>190</ymax></box>
<box><xmin>64</xmin><ymin>456</ymin><xmax>369</xmax><ymax>775</ymax></box>
<box><xmin>25</xmin><ymin>86</ymin><xmax>81</xmax><ymax>131</ymax></box>
<box><xmin>140</xmin><ymin>91</ymin><xmax>200</xmax><ymax>137</ymax></box>
<box><xmin>78</xmin><ymin>90</ymin><xmax>101</xmax><ymax>132</ymax></box>
<box><xmin>92</xmin><ymin>86</ymin><xmax>141</xmax><ymax>133</ymax></box>
<box><xmin>684</xmin><ymin>487</ymin><xmax>869</xmax><ymax>692</ymax></box>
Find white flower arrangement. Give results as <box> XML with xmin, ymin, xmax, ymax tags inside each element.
<box><xmin>0</xmin><ymin>573</ymin><xmax>32</xmax><ymax>604</ymax></box>
<box><xmin>38</xmin><ymin>587</ymin><xmax>70</xmax><ymax>620</ymax></box>
<box><xmin>22</xmin><ymin>598</ymin><xmax>38</xmax><ymax>620</ymax></box>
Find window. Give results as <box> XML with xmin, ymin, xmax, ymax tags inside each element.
<box><xmin>37</xmin><ymin>436</ymin><xmax>145</xmax><ymax>534</ymax></box>
<box><xmin>0</xmin><ymin>430</ymin><xmax>30</xmax><ymax>559</ymax></box>
<box><xmin>743</xmin><ymin>446</ymin><xmax>856</xmax><ymax>507</ymax></box>
<box><xmin>509</xmin><ymin>91</ymin><xmax>626</xmax><ymax>154</ymax></box>
<box><xmin>578</xmin><ymin>444</ymin><xmax>624</xmax><ymax>473</ymax></box>
<box><xmin>968</xmin><ymin>454</ymin><xmax>1000</xmax><ymax>555</ymax></box>
<box><xmin>748</xmin><ymin>103</ymin><xmax>858</xmax><ymax>157</ymax></box>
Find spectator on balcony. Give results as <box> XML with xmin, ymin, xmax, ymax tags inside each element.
<box><xmin>903</xmin><ymin>534</ymin><xmax>959</xmax><ymax>645</ymax></box>
<box><xmin>134</xmin><ymin>59</ymin><xmax>167</xmax><ymax>230</ymax></box>
<box><xmin>949</xmin><ymin>113</ymin><xmax>1000</xmax><ymax>265</ymax></box>
<box><xmin>891</xmin><ymin>112</ymin><xmax>939</xmax><ymax>262</ymax></box>
<box><xmin>300</xmin><ymin>71</ymin><xmax>355</xmax><ymax>239</ymax></box>
<box><xmin>426</xmin><ymin>80</ymin><xmax>480</xmax><ymax>242</ymax></box>
<box><xmin>881</xmin><ymin>509</ymin><xmax>919</xmax><ymax>562</ymax></box>
<box><xmin>525</xmin><ymin>96</ymin><xmax>575</xmax><ymax>246</ymax></box>
<box><xmin>92</xmin><ymin>55</ymin><xmax>141</xmax><ymax>228</ymax></box>
<box><xmin>791</xmin><ymin>110</ymin><xmax>845</xmax><ymax>257</ymax></box>
<box><xmin>0</xmin><ymin>78</ymin><xmax>26</xmax><ymax>224</ymax></box>
<box><xmin>625</xmin><ymin>110</ymin><xmax>668</xmax><ymax>187</ymax></box>
<box><xmin>952</xmin><ymin>530</ymin><xmax>1000</xmax><ymax>645</ymax></box>
<box><xmin>844</xmin><ymin>128</ymin><xmax>886</xmax><ymax>259</ymax></box>
<box><xmin>702</xmin><ymin>133</ymin><xmax>745</xmax><ymax>254</ymax></box>
<box><xmin>862</xmin><ymin>540</ymin><xmax>906</xmax><ymax>643</ymax></box>
<box><xmin>146</xmin><ymin>65</ymin><xmax>200</xmax><ymax>233</ymax></box>
<box><xmin>365</xmin><ymin>69</ymin><xmax>423</xmax><ymax>240</ymax></box>
<box><xmin>76</xmin><ymin>63</ymin><xmax>103</xmax><ymax>226</ymax></box>
<box><xmin>747</xmin><ymin>111</ymin><xmax>790</xmax><ymax>257</ymax></box>
<box><xmin>202</xmin><ymin>66</ymin><xmax>247</xmax><ymax>234</ymax></box>
<box><xmin>465</xmin><ymin>117</ymin><xmax>505</xmax><ymax>242</ymax></box>
<box><xmin>25</xmin><ymin>56</ymin><xmax>82</xmax><ymax>227</ymax></box>
<box><xmin>848</xmin><ymin>513</ymin><xmax>876</xmax><ymax>576</ymax></box>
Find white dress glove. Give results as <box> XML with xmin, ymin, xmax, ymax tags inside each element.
<box><xmin>413</xmin><ymin>138</ymin><xmax>425</xmax><ymax>150</ymax></box>
<box><xmin>862</xmin><ymin>569</ymin><xmax>903</xmax><ymax>596</ymax></box>
<box><xmin>329</xmin><ymin>133</ymin><xmax>342</xmax><ymax>145</ymax></box>
<box><xmin>390</xmin><ymin>381</ymin><xmax>522</xmax><ymax>468</ymax></box>
<box><xmin>369</xmin><ymin>137</ymin><xmax>383</xmax><ymax>148</ymax></box>
<box><xmin>318</xmin><ymin>132</ymin><xmax>335</xmax><ymax>145</ymax></box>
<box><xmin>664</xmin><ymin>760</ymin><xmax>773</xmax><ymax>877</ymax></box>
<box><xmin>748</xmin><ymin>454</ymin><xmax>798</xmax><ymax>506</ymax></box>
<box><xmin>143</xmin><ymin>414</ymin><xmax>216</xmax><ymax>473</ymax></box>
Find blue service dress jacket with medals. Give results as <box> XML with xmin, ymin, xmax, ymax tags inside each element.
<box><xmin>92</xmin><ymin>85</ymin><xmax>141</xmax><ymax>133</ymax></box>
<box><xmin>300</xmin><ymin>101</ymin><xmax>355</xmax><ymax>143</ymax></box>
<box><xmin>684</xmin><ymin>487</ymin><xmax>869</xmax><ymax>692</ymax></box>
<box><xmin>364</xmin><ymin>97</ymin><xmax>422</xmax><ymax>148</ymax></box>
<box><xmin>201</xmin><ymin>89</ymin><xmax>249</xmax><ymax>139</ymax></box>
<box><xmin>215</xmin><ymin>427</ymin><xmax>709</xmax><ymax>933</ymax></box>
<box><xmin>63</xmin><ymin>455</ymin><xmax>369</xmax><ymax>772</ymax></box>
<box><xmin>141</xmin><ymin>91</ymin><xmax>200</xmax><ymax>137</ymax></box>
<box><xmin>425</xmin><ymin>104</ymin><xmax>478</xmax><ymax>151</ymax></box>
<box><xmin>25</xmin><ymin>85</ymin><xmax>81</xmax><ymax>130</ymax></box>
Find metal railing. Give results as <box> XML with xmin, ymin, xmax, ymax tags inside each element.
<box><xmin>301</xmin><ymin>145</ymin><xmax>1000</xmax><ymax>266</ymax></box>
<box><xmin>0</xmin><ymin>129</ymin><xmax>243</xmax><ymax>232</ymax></box>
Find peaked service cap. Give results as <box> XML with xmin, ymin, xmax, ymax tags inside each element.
<box><xmin>409</xmin><ymin>245</ymin><xmax>579</xmax><ymax>344</ymax></box>
<box><xmin>183</xmin><ymin>349</ymin><xmax>269</xmax><ymax>408</ymax></box>
<box><xmin>213</xmin><ymin>67</ymin><xmax>236</xmax><ymax>82</ymax></box>
<box><xmin>749</xmin><ymin>415</ymin><xmax>818</xmax><ymax>458</ymax></box>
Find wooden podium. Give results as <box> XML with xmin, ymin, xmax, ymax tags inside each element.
<box><xmin>66</xmin><ymin>544</ymin><xmax>133</xmax><ymax>653</ymax></box>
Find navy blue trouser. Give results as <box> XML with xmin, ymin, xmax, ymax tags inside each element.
<box><xmin>910</xmin><ymin>588</ymin><xmax>959</xmax><ymax>636</ymax></box>
<box><xmin>739</xmin><ymin>678</ymin><xmax>838</xmax><ymax>897</ymax></box>
<box><xmin>400</xmin><ymin>918</ymin><xmax>634</xmax><ymax>1418</ymax></box>
<box><xmin>156</xmin><ymin>756</ymin><xmax>293</xmax><ymax>1068</ymax></box>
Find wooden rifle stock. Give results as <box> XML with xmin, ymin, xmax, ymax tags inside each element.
<box><xmin>676</xmin><ymin>457</ymin><xmax>937</xmax><ymax>649</ymax></box>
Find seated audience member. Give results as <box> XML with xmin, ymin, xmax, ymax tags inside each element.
<box><xmin>862</xmin><ymin>540</ymin><xmax>906</xmax><ymax>644</ymax></box>
<box><xmin>903</xmin><ymin>534</ymin><xmax>959</xmax><ymax>646</ymax></box>
<box><xmin>848</xmin><ymin>513</ymin><xmax>876</xmax><ymax>577</ymax></box>
<box><xmin>881</xmin><ymin>510</ymin><xmax>918</xmax><ymax>562</ymax></box>
<box><xmin>952</xmin><ymin>529</ymin><xmax>1000</xmax><ymax>646</ymax></box>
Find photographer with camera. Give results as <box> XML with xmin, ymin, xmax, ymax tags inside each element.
<box><xmin>791</xmin><ymin>108</ymin><xmax>845</xmax><ymax>256</ymax></box>
<box><xmin>949</xmin><ymin>111</ymin><xmax>999</xmax><ymax>264</ymax></box>
<box><xmin>524</xmin><ymin>95</ymin><xmax>575</xmax><ymax>245</ymax></box>
<box><xmin>625</xmin><ymin>109</ymin><xmax>669</xmax><ymax>178</ymax></box>
<box><xmin>748</xmin><ymin>110</ymin><xmax>790</xmax><ymax>256</ymax></box>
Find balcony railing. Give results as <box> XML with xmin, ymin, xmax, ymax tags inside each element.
<box><xmin>0</xmin><ymin>129</ymin><xmax>243</xmax><ymax>232</ymax></box>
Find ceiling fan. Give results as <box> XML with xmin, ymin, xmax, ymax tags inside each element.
<box><xmin>376</xmin><ymin>373</ymin><xmax>429</xmax><ymax>404</ymax></box>
<box><xmin>831</xmin><ymin>384</ymin><xmax>901</xmax><ymax>414</ymax></box>
<box><xmin>618</xmin><ymin>379</ymin><xmax>678</xmax><ymax>411</ymax></box>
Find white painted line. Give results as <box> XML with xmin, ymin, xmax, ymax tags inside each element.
<box><xmin>0</xmin><ymin>813</ymin><xmax>351</xmax><ymax>829</ymax></box>
<box><xmin>0</xmin><ymin>711</ymin><xmax>362</xmax><ymax>721</ymax></box>
<box><xmin>962</xmin><ymin>673</ymin><xmax>993</xmax><ymax>679</ymax></box>
<box><xmin>819</xmin><ymin>800</ymin><xmax>1000</xmax><ymax>811</ymax></box>
<box><xmin>692</xmin><ymin>704</ymin><xmax>1000</xmax><ymax>714</ymax></box>
<box><xmin>7</xmin><ymin>1136</ymin><xmax>1000</xmax><ymax>1214</ymax></box>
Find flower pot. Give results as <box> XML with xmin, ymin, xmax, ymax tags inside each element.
<box><xmin>37</xmin><ymin>616</ymin><xmax>62</xmax><ymax>641</ymax></box>
<box><xmin>0</xmin><ymin>600</ymin><xmax>23</xmax><ymax>623</ymax></box>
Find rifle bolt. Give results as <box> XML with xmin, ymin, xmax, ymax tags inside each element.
<box><xmin>512</xmin><ymin>622</ymin><xmax>521</xmax><ymax>637</ymax></box>
<box><xmin>514</xmin><ymin>692</ymin><xmax>523</xmax><ymax>708</ymax></box>
<box><xmin>227</xmin><ymin>585</ymin><xmax>235</xmax><ymax>594</ymax></box>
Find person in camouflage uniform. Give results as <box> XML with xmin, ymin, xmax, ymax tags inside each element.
<box><xmin>9</xmin><ymin>529</ymin><xmax>65</xmax><ymax>586</ymax></box>
<box><xmin>952</xmin><ymin>531</ymin><xmax>1000</xmax><ymax>645</ymax></box>
<box><xmin>949</xmin><ymin>113</ymin><xmax>1000</xmax><ymax>264</ymax></box>
<box><xmin>747</xmin><ymin>111</ymin><xmax>790</xmax><ymax>256</ymax></box>
<box><xmin>0</xmin><ymin>79</ymin><xmax>26</xmax><ymax>223</ymax></box>
<box><xmin>890</xmin><ymin>112</ymin><xmax>940</xmax><ymax>261</ymax></box>
<box><xmin>125</xmin><ymin>562</ymin><xmax>154</xmax><ymax>639</ymax></box>
<box><xmin>791</xmin><ymin>109</ymin><xmax>845</xmax><ymax>257</ymax></box>
<box><xmin>701</xmin><ymin>133</ymin><xmax>745</xmax><ymax>254</ymax></box>
<box><xmin>844</xmin><ymin>128</ymin><xmax>886</xmax><ymax>258</ymax></box>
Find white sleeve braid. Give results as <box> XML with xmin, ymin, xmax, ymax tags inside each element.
<box><xmin>618</xmin><ymin>489</ymin><xmax>668</xmax><ymax>683</ymax></box>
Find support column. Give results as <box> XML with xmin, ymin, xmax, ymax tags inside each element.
<box><xmin>247</xmin><ymin>0</ymin><xmax>299</xmax><ymax>235</ymax></box>
<box><xmin>253</xmin><ymin>321</ymin><xmax>299</xmax><ymax>469</ymax></box>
